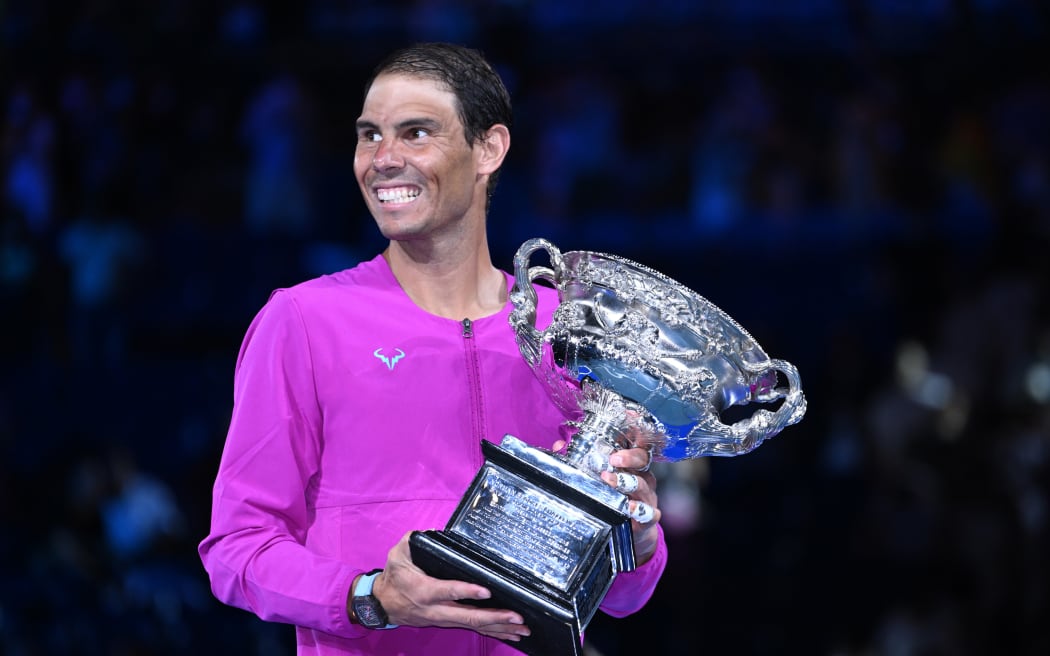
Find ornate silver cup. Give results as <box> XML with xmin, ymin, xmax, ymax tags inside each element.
<box><xmin>510</xmin><ymin>237</ymin><xmax>807</xmax><ymax>468</ymax></box>
<box><xmin>410</xmin><ymin>238</ymin><xmax>806</xmax><ymax>656</ymax></box>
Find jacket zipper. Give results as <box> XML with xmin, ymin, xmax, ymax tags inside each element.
<box><xmin>463</xmin><ymin>320</ymin><xmax>496</xmax><ymax>656</ymax></box>
<box><xmin>462</xmin><ymin>318</ymin><xmax>486</xmax><ymax>470</ymax></box>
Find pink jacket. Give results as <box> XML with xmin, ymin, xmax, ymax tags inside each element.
<box><xmin>199</xmin><ymin>254</ymin><xmax>667</xmax><ymax>655</ymax></box>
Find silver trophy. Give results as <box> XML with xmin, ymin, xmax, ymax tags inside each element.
<box><xmin>411</xmin><ymin>238</ymin><xmax>806</xmax><ymax>656</ymax></box>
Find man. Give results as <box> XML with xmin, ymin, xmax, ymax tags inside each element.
<box><xmin>199</xmin><ymin>42</ymin><xmax>667</xmax><ymax>655</ymax></box>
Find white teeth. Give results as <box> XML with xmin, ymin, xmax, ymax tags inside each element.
<box><xmin>377</xmin><ymin>187</ymin><xmax>420</xmax><ymax>203</ymax></box>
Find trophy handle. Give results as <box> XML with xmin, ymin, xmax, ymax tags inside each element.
<box><xmin>511</xmin><ymin>238</ymin><xmax>565</xmax><ymax>366</ymax></box>
<box><xmin>711</xmin><ymin>357</ymin><xmax>806</xmax><ymax>455</ymax></box>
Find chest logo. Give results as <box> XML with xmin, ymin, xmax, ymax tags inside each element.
<box><xmin>374</xmin><ymin>347</ymin><xmax>406</xmax><ymax>371</ymax></box>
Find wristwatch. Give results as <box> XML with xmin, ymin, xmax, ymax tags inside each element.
<box><xmin>350</xmin><ymin>569</ymin><xmax>397</xmax><ymax>629</ymax></box>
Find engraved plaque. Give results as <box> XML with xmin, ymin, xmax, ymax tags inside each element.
<box><xmin>448</xmin><ymin>466</ymin><xmax>608</xmax><ymax>591</ymax></box>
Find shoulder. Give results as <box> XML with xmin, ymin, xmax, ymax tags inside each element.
<box><xmin>238</xmin><ymin>256</ymin><xmax>393</xmax><ymax>356</ymax></box>
<box><xmin>266</xmin><ymin>254</ymin><xmax>393</xmax><ymax>310</ymax></box>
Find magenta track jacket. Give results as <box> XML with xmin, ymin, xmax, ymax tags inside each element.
<box><xmin>199</xmin><ymin>254</ymin><xmax>667</xmax><ymax>655</ymax></box>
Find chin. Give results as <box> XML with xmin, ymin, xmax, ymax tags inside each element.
<box><xmin>377</xmin><ymin>223</ymin><xmax>426</xmax><ymax>242</ymax></box>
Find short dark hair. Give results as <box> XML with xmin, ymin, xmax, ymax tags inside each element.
<box><xmin>364</xmin><ymin>43</ymin><xmax>512</xmax><ymax>203</ymax></box>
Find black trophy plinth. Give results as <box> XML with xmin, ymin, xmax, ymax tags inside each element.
<box><xmin>410</xmin><ymin>435</ymin><xmax>636</xmax><ymax>656</ymax></box>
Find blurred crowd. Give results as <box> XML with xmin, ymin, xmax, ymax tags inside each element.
<box><xmin>2</xmin><ymin>1</ymin><xmax>1048</xmax><ymax>655</ymax></box>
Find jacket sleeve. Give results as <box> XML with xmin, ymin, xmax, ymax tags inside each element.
<box><xmin>598</xmin><ymin>524</ymin><xmax>668</xmax><ymax>617</ymax></box>
<box><xmin>198</xmin><ymin>290</ymin><xmax>370</xmax><ymax>639</ymax></box>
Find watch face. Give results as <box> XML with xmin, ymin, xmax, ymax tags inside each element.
<box><xmin>353</xmin><ymin>596</ymin><xmax>387</xmax><ymax>628</ymax></box>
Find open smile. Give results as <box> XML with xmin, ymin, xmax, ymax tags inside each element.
<box><xmin>376</xmin><ymin>186</ymin><xmax>421</xmax><ymax>204</ymax></box>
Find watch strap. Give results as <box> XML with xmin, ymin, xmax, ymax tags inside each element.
<box><xmin>354</xmin><ymin>569</ymin><xmax>382</xmax><ymax>596</ymax></box>
<box><xmin>352</xmin><ymin>569</ymin><xmax>397</xmax><ymax>629</ymax></box>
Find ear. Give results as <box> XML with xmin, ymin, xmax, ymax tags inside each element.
<box><xmin>475</xmin><ymin>124</ymin><xmax>510</xmax><ymax>176</ymax></box>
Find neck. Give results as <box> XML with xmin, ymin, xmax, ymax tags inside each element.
<box><xmin>383</xmin><ymin>234</ymin><xmax>507</xmax><ymax>321</ymax></box>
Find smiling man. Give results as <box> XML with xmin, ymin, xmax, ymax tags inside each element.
<box><xmin>199</xmin><ymin>43</ymin><xmax>667</xmax><ymax>656</ymax></box>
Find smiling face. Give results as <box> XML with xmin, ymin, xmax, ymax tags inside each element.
<box><xmin>354</xmin><ymin>73</ymin><xmax>501</xmax><ymax>245</ymax></box>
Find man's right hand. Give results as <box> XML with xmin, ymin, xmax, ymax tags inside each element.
<box><xmin>369</xmin><ymin>531</ymin><xmax>532</xmax><ymax>643</ymax></box>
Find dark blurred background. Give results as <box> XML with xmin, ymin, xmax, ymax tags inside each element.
<box><xmin>2</xmin><ymin>1</ymin><xmax>1049</xmax><ymax>655</ymax></box>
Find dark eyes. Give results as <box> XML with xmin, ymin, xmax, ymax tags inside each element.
<box><xmin>358</xmin><ymin>128</ymin><xmax>430</xmax><ymax>143</ymax></box>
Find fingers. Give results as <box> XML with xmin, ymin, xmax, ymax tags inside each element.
<box><xmin>602</xmin><ymin>447</ymin><xmax>657</xmax><ymax>497</ymax></box>
<box><xmin>630</xmin><ymin>503</ymin><xmax>664</xmax><ymax>565</ymax></box>
<box><xmin>478</xmin><ymin>625</ymin><xmax>533</xmax><ymax>642</ymax></box>
<box><xmin>609</xmin><ymin>446</ymin><xmax>652</xmax><ymax>472</ymax></box>
<box><xmin>600</xmin><ymin>472</ymin><xmax>658</xmax><ymax>524</ymax></box>
<box><xmin>431</xmin><ymin>577</ymin><xmax>493</xmax><ymax>604</ymax></box>
<box><xmin>437</xmin><ymin>602</ymin><xmax>530</xmax><ymax>640</ymax></box>
<box><xmin>636</xmin><ymin>447</ymin><xmax>653</xmax><ymax>472</ymax></box>
<box><xmin>613</xmin><ymin>471</ymin><xmax>639</xmax><ymax>494</ymax></box>
<box><xmin>586</xmin><ymin>451</ymin><xmax>615</xmax><ymax>474</ymax></box>
<box><xmin>424</xmin><ymin>588</ymin><xmax>531</xmax><ymax>641</ymax></box>
<box><xmin>458</xmin><ymin>606</ymin><xmax>531</xmax><ymax>642</ymax></box>
<box><xmin>383</xmin><ymin>533</ymin><xmax>531</xmax><ymax>640</ymax></box>
<box><xmin>598</xmin><ymin>447</ymin><xmax>661</xmax><ymax>528</ymax></box>
<box><xmin>629</xmin><ymin>500</ymin><xmax>658</xmax><ymax>524</ymax></box>
<box><xmin>600</xmin><ymin>467</ymin><xmax>655</xmax><ymax>500</ymax></box>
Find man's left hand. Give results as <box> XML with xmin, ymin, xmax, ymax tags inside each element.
<box><xmin>552</xmin><ymin>440</ymin><xmax>662</xmax><ymax>566</ymax></box>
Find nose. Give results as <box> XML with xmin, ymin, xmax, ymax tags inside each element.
<box><xmin>372</xmin><ymin>138</ymin><xmax>403</xmax><ymax>172</ymax></box>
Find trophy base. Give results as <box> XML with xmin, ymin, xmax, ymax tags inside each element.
<box><xmin>409</xmin><ymin>435</ymin><xmax>636</xmax><ymax>656</ymax></box>
<box><xmin>410</xmin><ymin>530</ymin><xmax>584</xmax><ymax>656</ymax></box>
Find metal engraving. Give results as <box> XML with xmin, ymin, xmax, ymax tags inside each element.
<box><xmin>448</xmin><ymin>465</ymin><xmax>607</xmax><ymax>591</ymax></box>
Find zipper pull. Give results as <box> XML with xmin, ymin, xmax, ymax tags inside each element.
<box><xmin>462</xmin><ymin>318</ymin><xmax>473</xmax><ymax>338</ymax></box>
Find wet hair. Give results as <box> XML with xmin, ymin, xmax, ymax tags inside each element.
<box><xmin>364</xmin><ymin>43</ymin><xmax>512</xmax><ymax>203</ymax></box>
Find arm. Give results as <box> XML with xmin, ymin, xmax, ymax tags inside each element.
<box><xmin>198</xmin><ymin>291</ymin><xmax>367</xmax><ymax>637</ymax></box>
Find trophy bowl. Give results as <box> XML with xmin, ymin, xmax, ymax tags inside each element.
<box><xmin>410</xmin><ymin>238</ymin><xmax>806</xmax><ymax>656</ymax></box>
<box><xmin>509</xmin><ymin>237</ymin><xmax>807</xmax><ymax>470</ymax></box>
